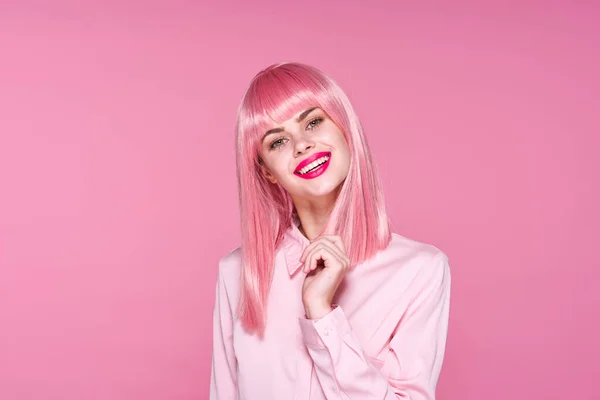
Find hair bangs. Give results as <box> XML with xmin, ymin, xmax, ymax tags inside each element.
<box><xmin>240</xmin><ymin>66</ymin><xmax>329</xmax><ymax>151</ymax></box>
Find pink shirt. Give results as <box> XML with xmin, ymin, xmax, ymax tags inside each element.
<box><xmin>210</xmin><ymin>220</ymin><xmax>451</xmax><ymax>399</ymax></box>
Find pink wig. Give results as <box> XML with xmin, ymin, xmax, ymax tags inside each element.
<box><xmin>234</xmin><ymin>62</ymin><xmax>391</xmax><ymax>336</ymax></box>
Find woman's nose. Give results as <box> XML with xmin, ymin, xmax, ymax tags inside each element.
<box><xmin>294</xmin><ymin>133</ymin><xmax>315</xmax><ymax>156</ymax></box>
<box><xmin>295</xmin><ymin>141</ymin><xmax>314</xmax><ymax>156</ymax></box>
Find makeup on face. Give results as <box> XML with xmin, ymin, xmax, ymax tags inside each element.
<box><xmin>294</xmin><ymin>151</ymin><xmax>331</xmax><ymax>180</ymax></box>
<box><xmin>261</xmin><ymin>107</ymin><xmax>320</xmax><ymax>149</ymax></box>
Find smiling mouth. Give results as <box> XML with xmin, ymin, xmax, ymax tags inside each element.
<box><xmin>295</xmin><ymin>154</ymin><xmax>330</xmax><ymax>175</ymax></box>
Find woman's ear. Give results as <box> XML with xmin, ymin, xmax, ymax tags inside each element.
<box><xmin>258</xmin><ymin>158</ymin><xmax>278</xmax><ymax>184</ymax></box>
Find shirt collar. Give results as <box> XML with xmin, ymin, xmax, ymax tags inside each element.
<box><xmin>282</xmin><ymin>214</ymin><xmax>310</xmax><ymax>276</ymax></box>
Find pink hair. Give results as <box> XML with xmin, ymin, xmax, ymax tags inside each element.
<box><xmin>234</xmin><ymin>62</ymin><xmax>391</xmax><ymax>336</ymax></box>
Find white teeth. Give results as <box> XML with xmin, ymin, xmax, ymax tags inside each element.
<box><xmin>298</xmin><ymin>155</ymin><xmax>330</xmax><ymax>175</ymax></box>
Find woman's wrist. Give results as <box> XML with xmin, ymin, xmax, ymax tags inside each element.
<box><xmin>304</xmin><ymin>302</ymin><xmax>333</xmax><ymax>320</ymax></box>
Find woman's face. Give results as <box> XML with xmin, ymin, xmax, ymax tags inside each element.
<box><xmin>258</xmin><ymin>106</ymin><xmax>351</xmax><ymax>201</ymax></box>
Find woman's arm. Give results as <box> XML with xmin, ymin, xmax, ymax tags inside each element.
<box><xmin>210</xmin><ymin>263</ymin><xmax>238</xmax><ymax>400</ymax></box>
<box><xmin>298</xmin><ymin>252</ymin><xmax>451</xmax><ymax>399</ymax></box>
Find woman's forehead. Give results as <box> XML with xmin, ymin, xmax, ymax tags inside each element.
<box><xmin>267</xmin><ymin>106</ymin><xmax>320</xmax><ymax>128</ymax></box>
<box><xmin>245</xmin><ymin>89</ymin><xmax>322</xmax><ymax>140</ymax></box>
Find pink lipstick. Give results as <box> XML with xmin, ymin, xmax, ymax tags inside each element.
<box><xmin>294</xmin><ymin>151</ymin><xmax>331</xmax><ymax>180</ymax></box>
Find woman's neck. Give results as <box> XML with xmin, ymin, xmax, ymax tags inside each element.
<box><xmin>295</xmin><ymin>206</ymin><xmax>333</xmax><ymax>240</ymax></box>
<box><xmin>292</xmin><ymin>184</ymin><xmax>342</xmax><ymax>240</ymax></box>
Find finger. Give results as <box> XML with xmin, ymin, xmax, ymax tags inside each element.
<box><xmin>313</xmin><ymin>235</ymin><xmax>346</xmax><ymax>254</ymax></box>
<box><xmin>302</xmin><ymin>246</ymin><xmax>315</xmax><ymax>273</ymax></box>
<box><xmin>305</xmin><ymin>248</ymin><xmax>324</xmax><ymax>273</ymax></box>
<box><xmin>301</xmin><ymin>235</ymin><xmax>347</xmax><ymax>263</ymax></box>
<box><xmin>305</xmin><ymin>238</ymin><xmax>349</xmax><ymax>268</ymax></box>
<box><xmin>300</xmin><ymin>239</ymin><xmax>322</xmax><ymax>262</ymax></box>
<box><xmin>300</xmin><ymin>242</ymin><xmax>314</xmax><ymax>263</ymax></box>
<box><xmin>300</xmin><ymin>238</ymin><xmax>327</xmax><ymax>263</ymax></box>
<box><xmin>303</xmin><ymin>246</ymin><xmax>323</xmax><ymax>274</ymax></box>
<box><xmin>302</xmin><ymin>236</ymin><xmax>339</xmax><ymax>262</ymax></box>
<box><xmin>304</xmin><ymin>245</ymin><xmax>323</xmax><ymax>273</ymax></box>
<box><xmin>311</xmin><ymin>239</ymin><xmax>347</xmax><ymax>263</ymax></box>
<box><xmin>303</xmin><ymin>244</ymin><xmax>346</xmax><ymax>273</ymax></box>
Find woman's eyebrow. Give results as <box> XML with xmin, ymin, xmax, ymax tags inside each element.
<box><xmin>261</xmin><ymin>107</ymin><xmax>318</xmax><ymax>142</ymax></box>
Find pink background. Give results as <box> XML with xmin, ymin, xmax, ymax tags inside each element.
<box><xmin>1</xmin><ymin>1</ymin><xmax>598</xmax><ymax>399</ymax></box>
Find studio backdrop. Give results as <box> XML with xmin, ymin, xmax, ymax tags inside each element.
<box><xmin>0</xmin><ymin>1</ymin><xmax>598</xmax><ymax>399</ymax></box>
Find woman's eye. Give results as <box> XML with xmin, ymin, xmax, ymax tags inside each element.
<box><xmin>307</xmin><ymin>117</ymin><xmax>323</xmax><ymax>129</ymax></box>
<box><xmin>268</xmin><ymin>118</ymin><xmax>322</xmax><ymax>150</ymax></box>
<box><xmin>270</xmin><ymin>138</ymin><xmax>286</xmax><ymax>149</ymax></box>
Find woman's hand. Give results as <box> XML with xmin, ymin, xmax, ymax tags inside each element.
<box><xmin>300</xmin><ymin>235</ymin><xmax>350</xmax><ymax>319</ymax></box>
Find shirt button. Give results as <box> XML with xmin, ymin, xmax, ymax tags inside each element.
<box><xmin>324</xmin><ymin>326</ymin><xmax>332</xmax><ymax>336</ymax></box>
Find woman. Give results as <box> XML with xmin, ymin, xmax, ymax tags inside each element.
<box><xmin>210</xmin><ymin>62</ymin><xmax>451</xmax><ymax>399</ymax></box>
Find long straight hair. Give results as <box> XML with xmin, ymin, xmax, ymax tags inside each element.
<box><xmin>234</xmin><ymin>62</ymin><xmax>391</xmax><ymax>336</ymax></box>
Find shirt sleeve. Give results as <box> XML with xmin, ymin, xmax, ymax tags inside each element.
<box><xmin>298</xmin><ymin>252</ymin><xmax>451</xmax><ymax>399</ymax></box>
<box><xmin>209</xmin><ymin>264</ymin><xmax>238</xmax><ymax>400</ymax></box>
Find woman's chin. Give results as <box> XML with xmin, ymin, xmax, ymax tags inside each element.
<box><xmin>297</xmin><ymin>181</ymin><xmax>344</xmax><ymax>200</ymax></box>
